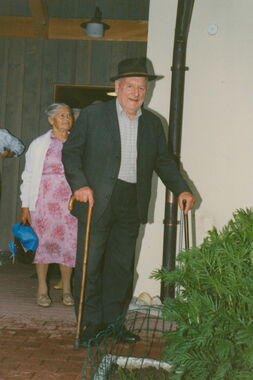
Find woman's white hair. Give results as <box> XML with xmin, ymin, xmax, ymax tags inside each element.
<box><xmin>44</xmin><ymin>103</ymin><xmax>70</xmax><ymax>117</ymax></box>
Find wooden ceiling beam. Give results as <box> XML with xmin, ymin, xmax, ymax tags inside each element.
<box><xmin>0</xmin><ymin>16</ymin><xmax>147</xmax><ymax>42</ymax></box>
<box><xmin>29</xmin><ymin>0</ymin><xmax>49</xmax><ymax>39</ymax></box>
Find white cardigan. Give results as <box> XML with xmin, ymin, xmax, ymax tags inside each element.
<box><xmin>20</xmin><ymin>130</ymin><xmax>52</xmax><ymax>211</ymax></box>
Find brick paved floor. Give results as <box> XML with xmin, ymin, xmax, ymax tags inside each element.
<box><xmin>0</xmin><ymin>262</ymin><xmax>86</xmax><ymax>380</ymax></box>
<box><xmin>0</xmin><ymin>262</ymin><xmax>171</xmax><ymax>380</ymax></box>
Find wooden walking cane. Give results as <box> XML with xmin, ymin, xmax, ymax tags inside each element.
<box><xmin>183</xmin><ymin>199</ymin><xmax>190</xmax><ymax>249</ymax></box>
<box><xmin>176</xmin><ymin>200</ymin><xmax>190</xmax><ymax>296</ymax></box>
<box><xmin>68</xmin><ymin>195</ymin><xmax>93</xmax><ymax>350</ymax></box>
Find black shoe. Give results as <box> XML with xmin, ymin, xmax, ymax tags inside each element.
<box><xmin>101</xmin><ymin>322</ymin><xmax>140</xmax><ymax>343</ymax></box>
<box><xmin>80</xmin><ymin>324</ymin><xmax>103</xmax><ymax>346</ymax></box>
<box><xmin>116</xmin><ymin>326</ymin><xmax>140</xmax><ymax>343</ymax></box>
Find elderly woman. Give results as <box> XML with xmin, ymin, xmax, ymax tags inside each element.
<box><xmin>20</xmin><ymin>103</ymin><xmax>77</xmax><ymax>308</ymax></box>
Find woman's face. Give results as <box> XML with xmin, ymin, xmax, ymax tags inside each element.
<box><xmin>48</xmin><ymin>106</ymin><xmax>73</xmax><ymax>133</ymax></box>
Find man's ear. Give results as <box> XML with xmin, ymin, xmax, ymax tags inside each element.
<box><xmin>114</xmin><ymin>80</ymin><xmax>119</xmax><ymax>95</ymax></box>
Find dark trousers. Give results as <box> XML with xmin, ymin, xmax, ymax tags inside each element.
<box><xmin>74</xmin><ymin>179</ymin><xmax>140</xmax><ymax>328</ymax></box>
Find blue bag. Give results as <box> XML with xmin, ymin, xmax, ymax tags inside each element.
<box><xmin>9</xmin><ymin>224</ymin><xmax>39</xmax><ymax>264</ymax></box>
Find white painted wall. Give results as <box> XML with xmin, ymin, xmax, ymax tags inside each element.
<box><xmin>134</xmin><ymin>0</ymin><xmax>253</xmax><ymax>298</ymax></box>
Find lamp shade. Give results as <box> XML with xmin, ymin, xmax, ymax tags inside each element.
<box><xmin>80</xmin><ymin>7</ymin><xmax>110</xmax><ymax>38</ymax></box>
<box><xmin>86</xmin><ymin>22</ymin><xmax>104</xmax><ymax>38</ymax></box>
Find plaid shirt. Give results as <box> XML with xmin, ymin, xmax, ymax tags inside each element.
<box><xmin>116</xmin><ymin>99</ymin><xmax>141</xmax><ymax>183</ymax></box>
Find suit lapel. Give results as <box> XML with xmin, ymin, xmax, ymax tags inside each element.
<box><xmin>137</xmin><ymin>110</ymin><xmax>145</xmax><ymax>152</ymax></box>
<box><xmin>104</xmin><ymin>99</ymin><xmax>121</xmax><ymax>147</ymax></box>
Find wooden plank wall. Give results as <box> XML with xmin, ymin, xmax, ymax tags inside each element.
<box><xmin>0</xmin><ymin>0</ymin><xmax>148</xmax><ymax>249</ymax></box>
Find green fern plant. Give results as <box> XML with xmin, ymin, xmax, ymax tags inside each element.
<box><xmin>153</xmin><ymin>208</ymin><xmax>253</xmax><ymax>380</ymax></box>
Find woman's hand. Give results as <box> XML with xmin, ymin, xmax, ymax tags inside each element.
<box><xmin>20</xmin><ymin>207</ymin><xmax>31</xmax><ymax>225</ymax></box>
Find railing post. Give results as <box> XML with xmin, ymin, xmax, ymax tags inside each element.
<box><xmin>161</xmin><ymin>0</ymin><xmax>195</xmax><ymax>300</ymax></box>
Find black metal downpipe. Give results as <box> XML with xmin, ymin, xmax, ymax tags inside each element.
<box><xmin>161</xmin><ymin>0</ymin><xmax>195</xmax><ymax>300</ymax></box>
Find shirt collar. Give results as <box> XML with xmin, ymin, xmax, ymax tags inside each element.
<box><xmin>116</xmin><ymin>98</ymin><xmax>142</xmax><ymax>120</ymax></box>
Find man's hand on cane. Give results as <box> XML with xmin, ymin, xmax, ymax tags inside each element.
<box><xmin>178</xmin><ymin>192</ymin><xmax>195</xmax><ymax>214</ymax></box>
<box><xmin>73</xmin><ymin>186</ymin><xmax>94</xmax><ymax>208</ymax></box>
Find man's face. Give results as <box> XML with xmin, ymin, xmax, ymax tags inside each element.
<box><xmin>115</xmin><ymin>77</ymin><xmax>148</xmax><ymax>119</ymax></box>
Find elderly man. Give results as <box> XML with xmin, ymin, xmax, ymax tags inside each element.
<box><xmin>62</xmin><ymin>57</ymin><xmax>195</xmax><ymax>345</ymax></box>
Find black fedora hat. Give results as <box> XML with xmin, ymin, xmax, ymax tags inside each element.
<box><xmin>110</xmin><ymin>57</ymin><xmax>161</xmax><ymax>81</ymax></box>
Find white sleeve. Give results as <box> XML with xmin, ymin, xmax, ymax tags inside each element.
<box><xmin>0</xmin><ymin>129</ymin><xmax>25</xmax><ymax>156</ymax></box>
<box><xmin>20</xmin><ymin>143</ymin><xmax>34</xmax><ymax>207</ymax></box>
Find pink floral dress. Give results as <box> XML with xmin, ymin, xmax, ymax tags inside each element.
<box><xmin>31</xmin><ymin>134</ymin><xmax>77</xmax><ymax>267</ymax></box>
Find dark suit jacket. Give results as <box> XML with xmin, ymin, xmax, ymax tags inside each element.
<box><xmin>62</xmin><ymin>99</ymin><xmax>190</xmax><ymax>224</ymax></box>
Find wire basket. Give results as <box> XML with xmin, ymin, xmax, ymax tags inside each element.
<box><xmin>80</xmin><ymin>306</ymin><xmax>174</xmax><ymax>380</ymax></box>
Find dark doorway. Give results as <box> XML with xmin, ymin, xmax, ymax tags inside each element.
<box><xmin>53</xmin><ymin>84</ymin><xmax>115</xmax><ymax>108</ymax></box>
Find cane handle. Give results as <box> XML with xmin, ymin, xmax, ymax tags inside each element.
<box><xmin>68</xmin><ymin>195</ymin><xmax>76</xmax><ymax>211</ymax></box>
<box><xmin>68</xmin><ymin>194</ymin><xmax>93</xmax><ymax>214</ymax></box>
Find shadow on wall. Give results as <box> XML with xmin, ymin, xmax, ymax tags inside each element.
<box><xmin>132</xmin><ymin>102</ymin><xmax>202</xmax><ymax>292</ymax></box>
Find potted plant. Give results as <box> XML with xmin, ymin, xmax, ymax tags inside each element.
<box><xmin>153</xmin><ymin>208</ymin><xmax>253</xmax><ymax>379</ymax></box>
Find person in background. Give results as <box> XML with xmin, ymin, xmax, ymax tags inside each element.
<box><xmin>0</xmin><ymin>128</ymin><xmax>25</xmax><ymax>158</ymax></box>
<box><xmin>62</xmin><ymin>57</ymin><xmax>195</xmax><ymax>345</ymax></box>
<box><xmin>20</xmin><ymin>103</ymin><xmax>77</xmax><ymax>308</ymax></box>
<box><xmin>52</xmin><ymin>106</ymin><xmax>81</xmax><ymax>292</ymax></box>
<box><xmin>72</xmin><ymin>108</ymin><xmax>81</xmax><ymax>121</ymax></box>
<box><xmin>52</xmin><ymin>106</ymin><xmax>83</xmax><ymax>292</ymax></box>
